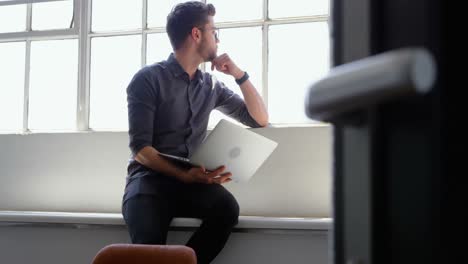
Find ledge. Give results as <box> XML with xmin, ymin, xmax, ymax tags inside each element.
<box><xmin>0</xmin><ymin>123</ymin><xmax>331</xmax><ymax>135</ymax></box>
<box><xmin>0</xmin><ymin>211</ymin><xmax>331</xmax><ymax>231</ymax></box>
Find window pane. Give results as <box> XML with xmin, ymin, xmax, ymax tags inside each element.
<box><xmin>269</xmin><ymin>0</ymin><xmax>329</xmax><ymax>18</ymax></box>
<box><xmin>207</xmin><ymin>27</ymin><xmax>262</xmax><ymax>128</ymax></box>
<box><xmin>208</xmin><ymin>0</ymin><xmax>262</xmax><ymax>22</ymax></box>
<box><xmin>0</xmin><ymin>4</ymin><xmax>26</xmax><ymax>33</ymax></box>
<box><xmin>146</xmin><ymin>33</ymin><xmax>173</xmax><ymax>65</ymax></box>
<box><xmin>90</xmin><ymin>35</ymin><xmax>141</xmax><ymax>130</ymax></box>
<box><xmin>92</xmin><ymin>0</ymin><xmax>142</xmax><ymax>32</ymax></box>
<box><xmin>268</xmin><ymin>22</ymin><xmax>330</xmax><ymax>124</ymax></box>
<box><xmin>147</xmin><ymin>0</ymin><xmax>201</xmax><ymax>28</ymax></box>
<box><xmin>29</xmin><ymin>39</ymin><xmax>78</xmax><ymax>131</ymax></box>
<box><xmin>0</xmin><ymin>42</ymin><xmax>25</xmax><ymax>132</ymax></box>
<box><xmin>32</xmin><ymin>0</ymin><xmax>74</xmax><ymax>30</ymax></box>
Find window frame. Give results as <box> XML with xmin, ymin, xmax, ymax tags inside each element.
<box><xmin>0</xmin><ymin>0</ymin><xmax>80</xmax><ymax>132</ymax></box>
<box><xmin>0</xmin><ymin>0</ymin><xmax>329</xmax><ymax>133</ymax></box>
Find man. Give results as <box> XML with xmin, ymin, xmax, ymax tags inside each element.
<box><xmin>121</xmin><ymin>2</ymin><xmax>268</xmax><ymax>263</ymax></box>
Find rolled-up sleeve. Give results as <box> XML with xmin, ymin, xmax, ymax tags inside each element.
<box><xmin>127</xmin><ymin>70</ymin><xmax>158</xmax><ymax>156</ymax></box>
<box><xmin>214</xmin><ymin>80</ymin><xmax>261</xmax><ymax>128</ymax></box>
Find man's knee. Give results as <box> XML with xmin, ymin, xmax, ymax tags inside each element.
<box><xmin>214</xmin><ymin>191</ymin><xmax>240</xmax><ymax>227</ymax></box>
<box><xmin>123</xmin><ymin>196</ymin><xmax>172</xmax><ymax>245</ymax></box>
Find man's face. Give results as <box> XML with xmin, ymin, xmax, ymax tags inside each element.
<box><xmin>197</xmin><ymin>16</ymin><xmax>219</xmax><ymax>62</ymax></box>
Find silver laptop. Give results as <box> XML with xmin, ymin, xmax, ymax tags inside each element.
<box><xmin>159</xmin><ymin>119</ymin><xmax>278</xmax><ymax>183</ymax></box>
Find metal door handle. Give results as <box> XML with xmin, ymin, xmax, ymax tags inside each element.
<box><xmin>305</xmin><ymin>47</ymin><xmax>437</xmax><ymax>121</ymax></box>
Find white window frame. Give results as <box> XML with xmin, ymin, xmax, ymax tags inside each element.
<box><xmin>0</xmin><ymin>0</ymin><xmax>80</xmax><ymax>133</ymax></box>
<box><xmin>0</xmin><ymin>0</ymin><xmax>329</xmax><ymax>133</ymax></box>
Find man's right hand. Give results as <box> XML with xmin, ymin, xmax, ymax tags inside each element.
<box><xmin>181</xmin><ymin>165</ymin><xmax>232</xmax><ymax>184</ymax></box>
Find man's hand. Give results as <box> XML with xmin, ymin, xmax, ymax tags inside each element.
<box><xmin>181</xmin><ymin>165</ymin><xmax>232</xmax><ymax>184</ymax></box>
<box><xmin>211</xmin><ymin>53</ymin><xmax>244</xmax><ymax>79</ymax></box>
<box><xmin>210</xmin><ymin>53</ymin><xmax>269</xmax><ymax>126</ymax></box>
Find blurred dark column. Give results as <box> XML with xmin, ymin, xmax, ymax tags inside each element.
<box><xmin>329</xmin><ymin>0</ymin><xmax>446</xmax><ymax>263</ymax></box>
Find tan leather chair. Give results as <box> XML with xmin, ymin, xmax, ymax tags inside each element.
<box><xmin>91</xmin><ymin>244</ymin><xmax>197</xmax><ymax>264</ymax></box>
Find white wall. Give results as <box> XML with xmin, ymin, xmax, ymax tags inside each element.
<box><xmin>0</xmin><ymin>125</ymin><xmax>332</xmax><ymax>217</ymax></box>
<box><xmin>0</xmin><ymin>224</ymin><xmax>329</xmax><ymax>264</ymax></box>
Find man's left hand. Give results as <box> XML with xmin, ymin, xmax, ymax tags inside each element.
<box><xmin>211</xmin><ymin>53</ymin><xmax>244</xmax><ymax>79</ymax></box>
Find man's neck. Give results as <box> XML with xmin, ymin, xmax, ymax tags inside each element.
<box><xmin>174</xmin><ymin>51</ymin><xmax>202</xmax><ymax>80</ymax></box>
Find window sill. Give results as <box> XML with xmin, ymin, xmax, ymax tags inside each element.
<box><xmin>0</xmin><ymin>211</ymin><xmax>332</xmax><ymax>231</ymax></box>
<box><xmin>0</xmin><ymin>123</ymin><xmax>331</xmax><ymax>135</ymax></box>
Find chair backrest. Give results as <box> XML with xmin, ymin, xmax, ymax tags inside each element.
<box><xmin>91</xmin><ymin>244</ymin><xmax>197</xmax><ymax>264</ymax></box>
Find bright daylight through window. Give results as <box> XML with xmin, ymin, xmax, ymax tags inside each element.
<box><xmin>0</xmin><ymin>0</ymin><xmax>329</xmax><ymax>133</ymax></box>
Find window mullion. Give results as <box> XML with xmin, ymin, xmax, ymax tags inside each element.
<box><xmin>72</xmin><ymin>0</ymin><xmax>80</xmax><ymax>31</ymax></box>
<box><xmin>77</xmin><ymin>0</ymin><xmax>91</xmax><ymax>131</ymax></box>
<box><xmin>141</xmin><ymin>0</ymin><xmax>147</xmax><ymax>67</ymax></box>
<box><xmin>202</xmin><ymin>0</ymin><xmax>207</xmax><ymax>74</ymax></box>
<box><xmin>23</xmin><ymin>40</ymin><xmax>31</xmax><ymax>133</ymax></box>
<box><xmin>22</xmin><ymin>3</ymin><xmax>32</xmax><ymax>132</ymax></box>
<box><xmin>26</xmin><ymin>2</ymin><xmax>32</xmax><ymax>31</ymax></box>
<box><xmin>201</xmin><ymin>0</ymin><xmax>206</xmax><ymax>72</ymax></box>
<box><xmin>262</xmin><ymin>0</ymin><xmax>269</xmax><ymax>112</ymax></box>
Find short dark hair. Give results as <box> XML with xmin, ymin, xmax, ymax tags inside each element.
<box><xmin>166</xmin><ymin>1</ymin><xmax>216</xmax><ymax>50</ymax></box>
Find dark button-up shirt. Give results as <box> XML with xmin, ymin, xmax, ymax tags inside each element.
<box><xmin>123</xmin><ymin>53</ymin><xmax>261</xmax><ymax>203</ymax></box>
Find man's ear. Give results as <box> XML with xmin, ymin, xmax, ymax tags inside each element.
<box><xmin>191</xmin><ymin>27</ymin><xmax>201</xmax><ymax>42</ymax></box>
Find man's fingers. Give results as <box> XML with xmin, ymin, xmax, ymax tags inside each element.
<box><xmin>220</xmin><ymin>173</ymin><xmax>232</xmax><ymax>181</ymax></box>
<box><xmin>218</xmin><ymin>53</ymin><xmax>228</xmax><ymax>60</ymax></box>
<box><xmin>205</xmin><ymin>177</ymin><xmax>213</xmax><ymax>184</ymax></box>
<box><xmin>222</xmin><ymin>178</ymin><xmax>232</xmax><ymax>184</ymax></box>
<box><xmin>196</xmin><ymin>172</ymin><xmax>213</xmax><ymax>184</ymax></box>
<box><xmin>207</xmin><ymin>166</ymin><xmax>226</xmax><ymax>178</ymax></box>
<box><xmin>220</xmin><ymin>172</ymin><xmax>231</xmax><ymax>177</ymax></box>
<box><xmin>212</xmin><ymin>54</ymin><xmax>230</xmax><ymax>68</ymax></box>
<box><xmin>213</xmin><ymin>177</ymin><xmax>230</xmax><ymax>184</ymax></box>
<box><xmin>213</xmin><ymin>61</ymin><xmax>228</xmax><ymax>71</ymax></box>
<box><xmin>197</xmin><ymin>165</ymin><xmax>205</xmax><ymax>172</ymax></box>
<box><xmin>212</xmin><ymin>172</ymin><xmax>232</xmax><ymax>184</ymax></box>
<box><xmin>214</xmin><ymin>175</ymin><xmax>232</xmax><ymax>184</ymax></box>
<box><xmin>215</xmin><ymin>57</ymin><xmax>229</xmax><ymax>66</ymax></box>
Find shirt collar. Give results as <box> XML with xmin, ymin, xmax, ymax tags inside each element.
<box><xmin>166</xmin><ymin>53</ymin><xmax>204</xmax><ymax>82</ymax></box>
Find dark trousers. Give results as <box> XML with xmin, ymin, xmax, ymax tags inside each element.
<box><xmin>122</xmin><ymin>182</ymin><xmax>240</xmax><ymax>264</ymax></box>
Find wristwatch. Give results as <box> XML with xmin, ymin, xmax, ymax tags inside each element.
<box><xmin>235</xmin><ymin>71</ymin><xmax>249</xmax><ymax>85</ymax></box>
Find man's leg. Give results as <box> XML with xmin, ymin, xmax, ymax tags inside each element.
<box><xmin>174</xmin><ymin>183</ymin><xmax>240</xmax><ymax>264</ymax></box>
<box><xmin>122</xmin><ymin>194</ymin><xmax>174</xmax><ymax>244</ymax></box>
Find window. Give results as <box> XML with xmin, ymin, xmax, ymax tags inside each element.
<box><xmin>28</xmin><ymin>39</ymin><xmax>78</xmax><ymax>131</ymax></box>
<box><xmin>269</xmin><ymin>0</ymin><xmax>329</xmax><ymax>18</ymax></box>
<box><xmin>147</xmin><ymin>0</ymin><xmax>196</xmax><ymax>28</ymax></box>
<box><xmin>207</xmin><ymin>26</ymin><xmax>262</xmax><ymax>127</ymax></box>
<box><xmin>89</xmin><ymin>35</ymin><xmax>141</xmax><ymax>130</ymax></box>
<box><xmin>0</xmin><ymin>41</ymin><xmax>25</xmax><ymax>132</ymax></box>
<box><xmin>0</xmin><ymin>0</ymin><xmax>330</xmax><ymax>133</ymax></box>
<box><xmin>91</xmin><ymin>0</ymin><xmax>141</xmax><ymax>32</ymax></box>
<box><xmin>269</xmin><ymin>22</ymin><xmax>330</xmax><ymax>124</ymax></box>
<box><xmin>0</xmin><ymin>0</ymin><xmax>77</xmax><ymax>133</ymax></box>
<box><xmin>146</xmin><ymin>33</ymin><xmax>172</xmax><ymax>65</ymax></box>
<box><xmin>205</xmin><ymin>0</ymin><xmax>330</xmax><ymax>127</ymax></box>
<box><xmin>208</xmin><ymin>0</ymin><xmax>262</xmax><ymax>22</ymax></box>
<box><xmin>0</xmin><ymin>4</ymin><xmax>26</xmax><ymax>33</ymax></box>
<box><xmin>32</xmin><ymin>0</ymin><xmax>74</xmax><ymax>30</ymax></box>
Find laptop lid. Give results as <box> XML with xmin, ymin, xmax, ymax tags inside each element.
<box><xmin>189</xmin><ymin>119</ymin><xmax>278</xmax><ymax>183</ymax></box>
